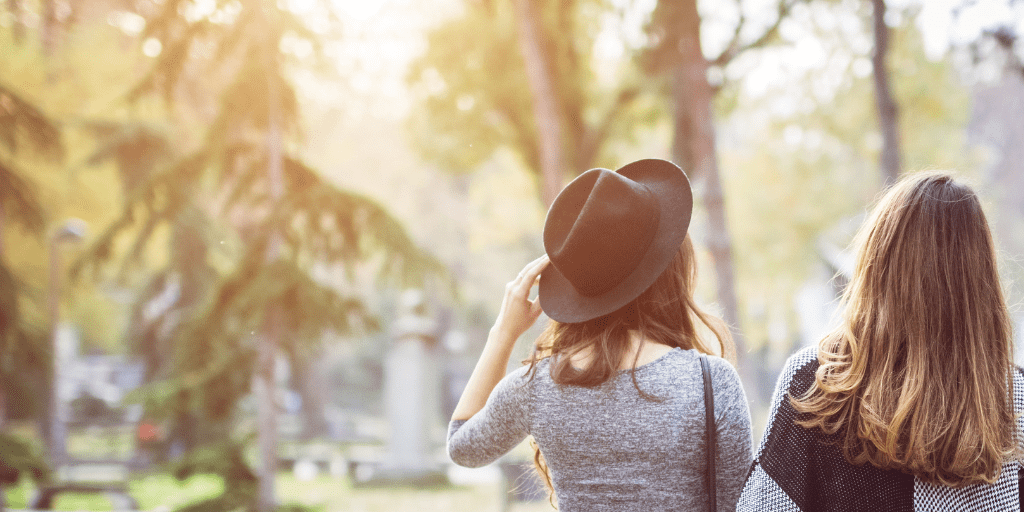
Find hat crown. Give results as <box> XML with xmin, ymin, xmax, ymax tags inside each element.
<box><xmin>544</xmin><ymin>169</ymin><xmax>661</xmax><ymax>297</ymax></box>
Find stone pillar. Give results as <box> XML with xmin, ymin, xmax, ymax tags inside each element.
<box><xmin>374</xmin><ymin>289</ymin><xmax>446</xmax><ymax>485</ymax></box>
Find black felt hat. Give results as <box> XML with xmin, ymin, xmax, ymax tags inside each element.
<box><xmin>538</xmin><ymin>159</ymin><xmax>693</xmax><ymax>323</ymax></box>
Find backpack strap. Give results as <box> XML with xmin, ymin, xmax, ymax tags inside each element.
<box><xmin>700</xmin><ymin>354</ymin><xmax>717</xmax><ymax>512</ymax></box>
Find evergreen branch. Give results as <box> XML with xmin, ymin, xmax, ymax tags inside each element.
<box><xmin>273</xmin><ymin>158</ymin><xmax>450</xmax><ymax>288</ymax></box>
<box><xmin>128</xmin><ymin>20</ymin><xmax>218</xmax><ymax>104</ymax></box>
<box><xmin>159</xmin><ymin>250</ymin><xmax>377</xmax><ymax>419</ymax></box>
<box><xmin>0</xmin><ymin>156</ymin><xmax>45</xmax><ymax>232</ymax></box>
<box><xmin>80</xmin><ymin>120</ymin><xmax>175</xmax><ymax>194</ymax></box>
<box><xmin>122</xmin><ymin>269</ymin><xmax>171</xmax><ymax>357</ymax></box>
<box><xmin>0</xmin><ymin>433</ymin><xmax>51</xmax><ymax>484</ymax></box>
<box><xmin>140</xmin><ymin>0</ymin><xmax>190</xmax><ymax>41</ymax></box>
<box><xmin>116</xmin><ymin>210</ymin><xmax>162</xmax><ymax>282</ymax></box>
<box><xmin>204</xmin><ymin>53</ymin><xmax>301</xmax><ymax>146</ymax></box>
<box><xmin>211</xmin><ymin>6</ymin><xmax>256</xmax><ymax>66</ymax></box>
<box><xmin>277</xmin><ymin>8</ymin><xmax>325</xmax><ymax>48</ymax></box>
<box><xmin>221</xmin><ymin>155</ymin><xmax>265</xmax><ymax>212</ymax></box>
<box><xmin>71</xmin><ymin>151</ymin><xmax>209</xmax><ymax>280</ymax></box>
<box><xmin>0</xmin><ymin>259</ymin><xmax>49</xmax><ymax>388</ymax></box>
<box><xmin>0</xmin><ymin>82</ymin><xmax>63</xmax><ymax>161</ymax></box>
<box><xmin>169</xmin><ymin>438</ymin><xmax>261</xmax><ymax>512</ymax></box>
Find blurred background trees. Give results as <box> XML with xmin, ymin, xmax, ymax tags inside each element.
<box><xmin>3</xmin><ymin>0</ymin><xmax>1024</xmax><ymax>509</ymax></box>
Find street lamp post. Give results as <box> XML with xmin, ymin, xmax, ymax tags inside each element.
<box><xmin>45</xmin><ymin>218</ymin><xmax>86</xmax><ymax>468</ymax></box>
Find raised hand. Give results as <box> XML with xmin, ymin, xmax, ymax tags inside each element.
<box><xmin>451</xmin><ymin>254</ymin><xmax>550</xmax><ymax>421</ymax></box>
<box><xmin>492</xmin><ymin>254</ymin><xmax>549</xmax><ymax>343</ymax></box>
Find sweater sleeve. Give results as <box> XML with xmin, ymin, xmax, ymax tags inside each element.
<box><xmin>707</xmin><ymin>355</ymin><xmax>754</xmax><ymax>512</ymax></box>
<box><xmin>447</xmin><ymin>365</ymin><xmax>532</xmax><ymax>468</ymax></box>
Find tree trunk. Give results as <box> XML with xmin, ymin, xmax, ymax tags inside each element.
<box><xmin>254</xmin><ymin>120</ymin><xmax>284</xmax><ymax>511</ymax></box>
<box><xmin>512</xmin><ymin>0</ymin><xmax>569</xmax><ymax>207</ymax></box>
<box><xmin>0</xmin><ymin>214</ymin><xmax>5</xmax><ymax>428</ymax></box>
<box><xmin>871</xmin><ymin>0</ymin><xmax>902</xmax><ymax>187</ymax></box>
<box><xmin>6</xmin><ymin>0</ymin><xmax>23</xmax><ymax>44</ymax></box>
<box><xmin>670</xmin><ymin>77</ymin><xmax>696</xmax><ymax>181</ymax></box>
<box><xmin>295</xmin><ymin>353</ymin><xmax>330</xmax><ymax>440</ymax></box>
<box><xmin>255</xmin><ymin>13</ymin><xmax>286</xmax><ymax>511</ymax></box>
<box><xmin>45</xmin><ymin>239</ymin><xmax>63</xmax><ymax>466</ymax></box>
<box><xmin>254</xmin><ymin>306</ymin><xmax>281</xmax><ymax>512</ymax></box>
<box><xmin>670</xmin><ymin>0</ymin><xmax>752</xmax><ymax>384</ymax></box>
<box><xmin>41</xmin><ymin>0</ymin><xmax>57</xmax><ymax>56</ymax></box>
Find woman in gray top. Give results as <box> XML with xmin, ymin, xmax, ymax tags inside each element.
<box><xmin>447</xmin><ymin>159</ymin><xmax>753</xmax><ymax>512</ymax></box>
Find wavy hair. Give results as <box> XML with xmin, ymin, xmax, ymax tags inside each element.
<box><xmin>792</xmin><ymin>171</ymin><xmax>1017</xmax><ymax>487</ymax></box>
<box><xmin>525</xmin><ymin>235</ymin><xmax>734</xmax><ymax>503</ymax></box>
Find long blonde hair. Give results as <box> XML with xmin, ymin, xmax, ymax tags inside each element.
<box><xmin>792</xmin><ymin>171</ymin><xmax>1017</xmax><ymax>487</ymax></box>
<box><xmin>525</xmin><ymin>235</ymin><xmax>734</xmax><ymax>504</ymax></box>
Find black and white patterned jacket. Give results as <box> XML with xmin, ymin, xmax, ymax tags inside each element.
<box><xmin>737</xmin><ymin>346</ymin><xmax>1024</xmax><ymax>512</ymax></box>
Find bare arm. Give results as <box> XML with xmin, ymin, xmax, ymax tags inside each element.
<box><xmin>451</xmin><ymin>254</ymin><xmax>548</xmax><ymax>421</ymax></box>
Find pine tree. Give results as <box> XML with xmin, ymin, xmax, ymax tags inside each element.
<box><xmin>72</xmin><ymin>1</ymin><xmax>443</xmax><ymax>509</ymax></box>
<box><xmin>0</xmin><ymin>72</ymin><xmax>63</xmax><ymax>510</ymax></box>
<box><xmin>0</xmin><ymin>80</ymin><xmax>63</xmax><ymax>427</ymax></box>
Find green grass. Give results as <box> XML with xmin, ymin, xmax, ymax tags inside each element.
<box><xmin>2</xmin><ymin>473</ymin><xmax>222</xmax><ymax>510</ymax></box>
<box><xmin>274</xmin><ymin>473</ymin><xmax>553</xmax><ymax>512</ymax></box>
<box><xmin>1</xmin><ymin>472</ymin><xmax>555</xmax><ymax>511</ymax></box>
<box><xmin>0</xmin><ymin>426</ymin><xmax>552</xmax><ymax>511</ymax></box>
<box><xmin>66</xmin><ymin>427</ymin><xmax>135</xmax><ymax>460</ymax></box>
<box><xmin>131</xmin><ymin>474</ymin><xmax>225</xmax><ymax>510</ymax></box>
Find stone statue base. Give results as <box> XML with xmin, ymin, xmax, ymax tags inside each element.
<box><xmin>348</xmin><ymin>460</ymin><xmax>449</xmax><ymax>488</ymax></box>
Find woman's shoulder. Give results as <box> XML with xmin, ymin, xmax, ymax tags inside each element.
<box><xmin>689</xmin><ymin>351</ymin><xmax>741</xmax><ymax>387</ymax></box>
<box><xmin>774</xmin><ymin>345</ymin><xmax>820</xmax><ymax>396</ymax></box>
<box><xmin>1013</xmin><ymin>364</ymin><xmax>1024</xmax><ymax>433</ymax></box>
<box><xmin>499</xmin><ymin>358</ymin><xmax>552</xmax><ymax>391</ymax></box>
<box><xmin>785</xmin><ymin>344</ymin><xmax>819</xmax><ymax>370</ymax></box>
<box><xmin>504</xmin><ymin>361</ymin><xmax>541</xmax><ymax>385</ymax></box>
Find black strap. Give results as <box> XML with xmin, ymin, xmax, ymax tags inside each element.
<box><xmin>700</xmin><ymin>354</ymin><xmax>717</xmax><ymax>512</ymax></box>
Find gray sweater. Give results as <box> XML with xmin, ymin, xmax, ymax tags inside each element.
<box><xmin>447</xmin><ymin>347</ymin><xmax>753</xmax><ymax>512</ymax></box>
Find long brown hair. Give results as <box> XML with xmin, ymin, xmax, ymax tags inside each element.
<box><xmin>792</xmin><ymin>171</ymin><xmax>1017</xmax><ymax>487</ymax></box>
<box><xmin>525</xmin><ymin>235</ymin><xmax>734</xmax><ymax>503</ymax></box>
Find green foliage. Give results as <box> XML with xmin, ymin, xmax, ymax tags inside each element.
<box><xmin>83</xmin><ymin>121</ymin><xmax>176</xmax><ymax>196</ymax></box>
<box><xmin>0</xmin><ymin>82</ymin><xmax>63</xmax><ymax>162</ymax></box>
<box><xmin>58</xmin><ymin>3</ymin><xmax>446</xmax><ymax>493</ymax></box>
<box><xmin>159</xmin><ymin>255</ymin><xmax>369</xmax><ymax>419</ymax></box>
<box><xmin>271</xmin><ymin>159</ymin><xmax>448</xmax><ymax>285</ymax></box>
<box><xmin>0</xmin><ymin>157</ymin><xmax>45</xmax><ymax>234</ymax></box>
<box><xmin>0</xmin><ymin>75</ymin><xmax>64</xmax><ymax>423</ymax></box>
<box><xmin>407</xmin><ymin>0</ymin><xmax>654</xmax><ymax>187</ymax></box>
<box><xmin>165</xmin><ymin>439</ymin><xmax>314</xmax><ymax>512</ymax></box>
<box><xmin>0</xmin><ymin>432</ymin><xmax>50</xmax><ymax>484</ymax></box>
<box><xmin>407</xmin><ymin>2</ymin><xmax>532</xmax><ymax>172</ymax></box>
<box><xmin>716</xmin><ymin>14</ymin><xmax>975</xmax><ymax>351</ymax></box>
<box><xmin>0</xmin><ymin>262</ymin><xmax>48</xmax><ymax>413</ymax></box>
<box><xmin>169</xmin><ymin>439</ymin><xmax>258</xmax><ymax>512</ymax></box>
<box><xmin>0</xmin><ymin>80</ymin><xmax>63</xmax><ymax>232</ymax></box>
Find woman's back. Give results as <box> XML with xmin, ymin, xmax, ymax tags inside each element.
<box><xmin>448</xmin><ymin>348</ymin><xmax>752</xmax><ymax>512</ymax></box>
<box><xmin>738</xmin><ymin>172</ymin><xmax>1021</xmax><ymax>511</ymax></box>
<box><xmin>737</xmin><ymin>345</ymin><xmax>1024</xmax><ymax>512</ymax></box>
<box><xmin>447</xmin><ymin>160</ymin><xmax>750</xmax><ymax>511</ymax></box>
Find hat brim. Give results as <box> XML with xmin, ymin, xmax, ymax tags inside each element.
<box><xmin>539</xmin><ymin>159</ymin><xmax>693</xmax><ymax>323</ymax></box>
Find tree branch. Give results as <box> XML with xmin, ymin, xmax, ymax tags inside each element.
<box><xmin>710</xmin><ymin>0</ymin><xmax>796</xmax><ymax>68</ymax></box>
<box><xmin>579</xmin><ymin>86</ymin><xmax>641</xmax><ymax>170</ymax></box>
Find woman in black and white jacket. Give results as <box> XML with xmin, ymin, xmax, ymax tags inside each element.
<box><xmin>738</xmin><ymin>172</ymin><xmax>1023</xmax><ymax>511</ymax></box>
